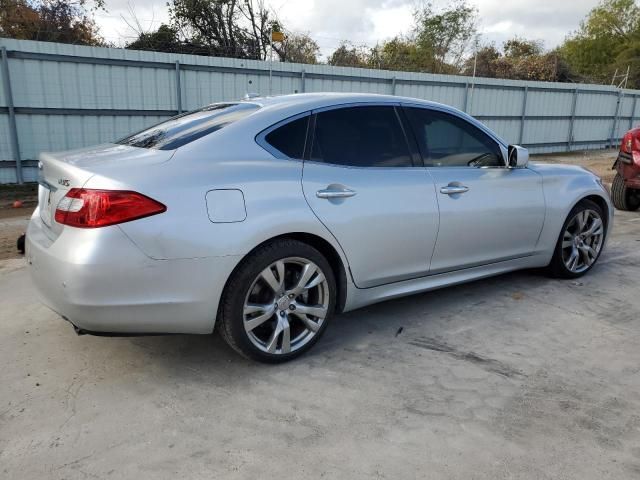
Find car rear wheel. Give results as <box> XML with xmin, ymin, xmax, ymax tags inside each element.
<box><xmin>547</xmin><ymin>199</ymin><xmax>606</xmax><ymax>278</ymax></box>
<box><xmin>217</xmin><ymin>239</ymin><xmax>336</xmax><ymax>362</ymax></box>
<box><xmin>611</xmin><ymin>173</ymin><xmax>640</xmax><ymax>211</ymax></box>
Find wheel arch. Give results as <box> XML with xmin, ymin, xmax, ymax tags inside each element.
<box><xmin>580</xmin><ymin>194</ymin><xmax>610</xmax><ymax>229</ymax></box>
<box><xmin>221</xmin><ymin>232</ymin><xmax>350</xmax><ymax>317</ymax></box>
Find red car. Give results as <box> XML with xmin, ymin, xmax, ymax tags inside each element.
<box><xmin>613</xmin><ymin>128</ymin><xmax>640</xmax><ymax>211</ymax></box>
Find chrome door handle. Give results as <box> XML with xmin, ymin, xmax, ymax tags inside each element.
<box><xmin>440</xmin><ymin>185</ymin><xmax>469</xmax><ymax>195</ymax></box>
<box><xmin>316</xmin><ymin>187</ymin><xmax>357</xmax><ymax>199</ymax></box>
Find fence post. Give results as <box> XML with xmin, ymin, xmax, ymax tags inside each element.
<box><xmin>609</xmin><ymin>90</ymin><xmax>622</xmax><ymax>148</ymax></box>
<box><xmin>391</xmin><ymin>76</ymin><xmax>396</xmax><ymax>95</ymax></box>
<box><xmin>1</xmin><ymin>46</ymin><xmax>23</xmax><ymax>184</ymax></box>
<box><xmin>629</xmin><ymin>95</ymin><xmax>637</xmax><ymax>130</ymax></box>
<box><xmin>301</xmin><ymin>69</ymin><xmax>305</xmax><ymax>93</ymax></box>
<box><xmin>463</xmin><ymin>82</ymin><xmax>469</xmax><ymax>113</ymax></box>
<box><xmin>175</xmin><ymin>60</ymin><xmax>182</xmax><ymax>114</ymax></box>
<box><xmin>567</xmin><ymin>88</ymin><xmax>578</xmax><ymax>151</ymax></box>
<box><xmin>518</xmin><ymin>86</ymin><xmax>528</xmax><ymax>145</ymax></box>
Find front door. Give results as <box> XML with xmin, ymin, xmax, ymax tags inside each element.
<box><xmin>302</xmin><ymin>105</ymin><xmax>439</xmax><ymax>288</ymax></box>
<box><xmin>403</xmin><ymin>106</ymin><xmax>545</xmax><ymax>273</ymax></box>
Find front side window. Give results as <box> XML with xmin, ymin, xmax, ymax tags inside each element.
<box><xmin>264</xmin><ymin>116</ymin><xmax>309</xmax><ymax>159</ymax></box>
<box><xmin>404</xmin><ymin>107</ymin><xmax>503</xmax><ymax>167</ymax></box>
<box><xmin>117</xmin><ymin>103</ymin><xmax>260</xmax><ymax>150</ymax></box>
<box><xmin>310</xmin><ymin>106</ymin><xmax>412</xmax><ymax>168</ymax></box>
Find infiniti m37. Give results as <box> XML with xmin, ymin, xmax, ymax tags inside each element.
<box><xmin>27</xmin><ymin>93</ymin><xmax>612</xmax><ymax>362</ymax></box>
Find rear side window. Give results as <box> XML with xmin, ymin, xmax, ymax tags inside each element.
<box><xmin>310</xmin><ymin>106</ymin><xmax>412</xmax><ymax>167</ymax></box>
<box><xmin>404</xmin><ymin>107</ymin><xmax>503</xmax><ymax>167</ymax></box>
<box><xmin>264</xmin><ymin>116</ymin><xmax>309</xmax><ymax>159</ymax></box>
<box><xmin>117</xmin><ymin>103</ymin><xmax>260</xmax><ymax>150</ymax></box>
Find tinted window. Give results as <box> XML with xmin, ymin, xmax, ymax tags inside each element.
<box><xmin>405</xmin><ymin>107</ymin><xmax>503</xmax><ymax>167</ymax></box>
<box><xmin>311</xmin><ymin>106</ymin><xmax>412</xmax><ymax>167</ymax></box>
<box><xmin>117</xmin><ymin>103</ymin><xmax>260</xmax><ymax>150</ymax></box>
<box><xmin>264</xmin><ymin>116</ymin><xmax>309</xmax><ymax>159</ymax></box>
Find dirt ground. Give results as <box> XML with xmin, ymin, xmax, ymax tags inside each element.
<box><xmin>0</xmin><ymin>184</ymin><xmax>36</xmax><ymax>260</ymax></box>
<box><xmin>0</xmin><ymin>149</ymin><xmax>622</xmax><ymax>261</ymax></box>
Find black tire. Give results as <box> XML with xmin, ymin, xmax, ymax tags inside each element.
<box><xmin>547</xmin><ymin>199</ymin><xmax>606</xmax><ymax>279</ymax></box>
<box><xmin>16</xmin><ymin>233</ymin><xmax>25</xmax><ymax>254</ymax></box>
<box><xmin>217</xmin><ymin>239</ymin><xmax>336</xmax><ymax>363</ymax></box>
<box><xmin>611</xmin><ymin>173</ymin><xmax>640</xmax><ymax>211</ymax></box>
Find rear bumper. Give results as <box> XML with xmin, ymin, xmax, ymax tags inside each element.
<box><xmin>26</xmin><ymin>210</ymin><xmax>241</xmax><ymax>334</ymax></box>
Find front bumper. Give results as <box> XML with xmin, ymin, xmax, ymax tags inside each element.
<box><xmin>26</xmin><ymin>210</ymin><xmax>241</xmax><ymax>334</ymax></box>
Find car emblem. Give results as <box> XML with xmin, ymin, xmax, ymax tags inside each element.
<box><xmin>58</xmin><ymin>178</ymin><xmax>70</xmax><ymax>187</ymax></box>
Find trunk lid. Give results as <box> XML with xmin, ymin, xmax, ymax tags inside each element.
<box><xmin>37</xmin><ymin>144</ymin><xmax>174</xmax><ymax>238</ymax></box>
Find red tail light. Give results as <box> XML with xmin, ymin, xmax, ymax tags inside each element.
<box><xmin>621</xmin><ymin>131</ymin><xmax>634</xmax><ymax>154</ymax></box>
<box><xmin>55</xmin><ymin>189</ymin><xmax>166</xmax><ymax>228</ymax></box>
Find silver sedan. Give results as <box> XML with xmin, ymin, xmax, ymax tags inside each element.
<box><xmin>26</xmin><ymin>93</ymin><xmax>613</xmax><ymax>362</ymax></box>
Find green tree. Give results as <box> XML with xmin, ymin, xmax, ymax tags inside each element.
<box><xmin>277</xmin><ymin>32</ymin><xmax>319</xmax><ymax>64</ymax></box>
<box><xmin>0</xmin><ymin>0</ymin><xmax>103</xmax><ymax>45</ymax></box>
<box><xmin>413</xmin><ymin>0</ymin><xmax>477</xmax><ymax>72</ymax></box>
<box><xmin>503</xmin><ymin>38</ymin><xmax>543</xmax><ymax>58</ymax></box>
<box><xmin>169</xmin><ymin>0</ymin><xmax>276</xmax><ymax>60</ymax></box>
<box><xmin>462</xmin><ymin>44</ymin><xmax>500</xmax><ymax>77</ymax></box>
<box><xmin>125</xmin><ymin>24</ymin><xmax>213</xmax><ymax>55</ymax></box>
<box><xmin>370</xmin><ymin>36</ymin><xmax>427</xmax><ymax>72</ymax></box>
<box><xmin>327</xmin><ymin>41</ymin><xmax>370</xmax><ymax>67</ymax></box>
<box><xmin>364</xmin><ymin>1</ymin><xmax>477</xmax><ymax>74</ymax></box>
<box><xmin>126</xmin><ymin>24</ymin><xmax>182</xmax><ymax>52</ymax></box>
<box><xmin>560</xmin><ymin>0</ymin><xmax>640</xmax><ymax>86</ymax></box>
<box><xmin>464</xmin><ymin>39</ymin><xmax>572</xmax><ymax>82</ymax></box>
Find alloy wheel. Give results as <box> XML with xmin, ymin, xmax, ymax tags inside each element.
<box><xmin>561</xmin><ymin>209</ymin><xmax>605</xmax><ymax>273</ymax></box>
<box><xmin>242</xmin><ymin>257</ymin><xmax>330</xmax><ymax>355</ymax></box>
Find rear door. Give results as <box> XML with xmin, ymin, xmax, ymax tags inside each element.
<box><xmin>301</xmin><ymin>104</ymin><xmax>439</xmax><ymax>288</ymax></box>
<box><xmin>403</xmin><ymin>106</ymin><xmax>545</xmax><ymax>273</ymax></box>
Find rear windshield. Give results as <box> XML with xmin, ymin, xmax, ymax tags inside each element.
<box><xmin>117</xmin><ymin>103</ymin><xmax>260</xmax><ymax>150</ymax></box>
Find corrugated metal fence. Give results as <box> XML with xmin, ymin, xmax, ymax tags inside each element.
<box><xmin>1</xmin><ymin>38</ymin><xmax>638</xmax><ymax>184</ymax></box>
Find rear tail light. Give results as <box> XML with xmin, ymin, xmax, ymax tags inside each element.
<box><xmin>621</xmin><ymin>131</ymin><xmax>634</xmax><ymax>154</ymax></box>
<box><xmin>621</xmin><ymin>128</ymin><xmax>640</xmax><ymax>153</ymax></box>
<box><xmin>55</xmin><ymin>188</ymin><xmax>166</xmax><ymax>228</ymax></box>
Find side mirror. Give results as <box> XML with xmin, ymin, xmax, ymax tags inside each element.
<box><xmin>508</xmin><ymin>145</ymin><xmax>529</xmax><ymax>168</ymax></box>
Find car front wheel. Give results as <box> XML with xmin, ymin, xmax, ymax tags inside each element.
<box><xmin>217</xmin><ymin>239</ymin><xmax>336</xmax><ymax>362</ymax></box>
<box><xmin>548</xmin><ymin>199</ymin><xmax>606</xmax><ymax>278</ymax></box>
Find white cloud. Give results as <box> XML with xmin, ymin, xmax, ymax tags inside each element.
<box><xmin>95</xmin><ymin>0</ymin><xmax>601</xmax><ymax>54</ymax></box>
<box><xmin>473</xmin><ymin>0</ymin><xmax>601</xmax><ymax>48</ymax></box>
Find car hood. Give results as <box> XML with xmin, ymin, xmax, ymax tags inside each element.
<box><xmin>527</xmin><ymin>162</ymin><xmax>600</xmax><ymax>179</ymax></box>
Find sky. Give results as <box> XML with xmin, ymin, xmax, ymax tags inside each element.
<box><xmin>94</xmin><ymin>0</ymin><xmax>603</xmax><ymax>59</ymax></box>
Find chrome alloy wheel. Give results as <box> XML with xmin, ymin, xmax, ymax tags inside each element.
<box><xmin>243</xmin><ymin>257</ymin><xmax>330</xmax><ymax>355</ymax></box>
<box><xmin>561</xmin><ymin>209</ymin><xmax>605</xmax><ymax>273</ymax></box>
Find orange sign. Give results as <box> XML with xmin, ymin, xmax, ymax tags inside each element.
<box><xmin>271</xmin><ymin>31</ymin><xmax>285</xmax><ymax>42</ymax></box>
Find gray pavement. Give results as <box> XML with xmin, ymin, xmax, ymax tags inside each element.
<box><xmin>1</xmin><ymin>211</ymin><xmax>640</xmax><ymax>479</ymax></box>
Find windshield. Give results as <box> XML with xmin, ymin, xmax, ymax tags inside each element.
<box><xmin>117</xmin><ymin>103</ymin><xmax>260</xmax><ymax>150</ymax></box>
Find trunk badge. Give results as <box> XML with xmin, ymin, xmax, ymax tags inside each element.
<box><xmin>58</xmin><ymin>179</ymin><xmax>70</xmax><ymax>187</ymax></box>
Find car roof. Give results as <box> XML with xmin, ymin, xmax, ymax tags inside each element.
<box><xmin>231</xmin><ymin>93</ymin><xmax>505</xmax><ymax>147</ymax></box>
<box><xmin>240</xmin><ymin>92</ymin><xmax>440</xmax><ymax>110</ymax></box>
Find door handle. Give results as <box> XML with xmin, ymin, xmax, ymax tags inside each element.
<box><xmin>316</xmin><ymin>186</ymin><xmax>357</xmax><ymax>199</ymax></box>
<box><xmin>440</xmin><ymin>184</ymin><xmax>469</xmax><ymax>195</ymax></box>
